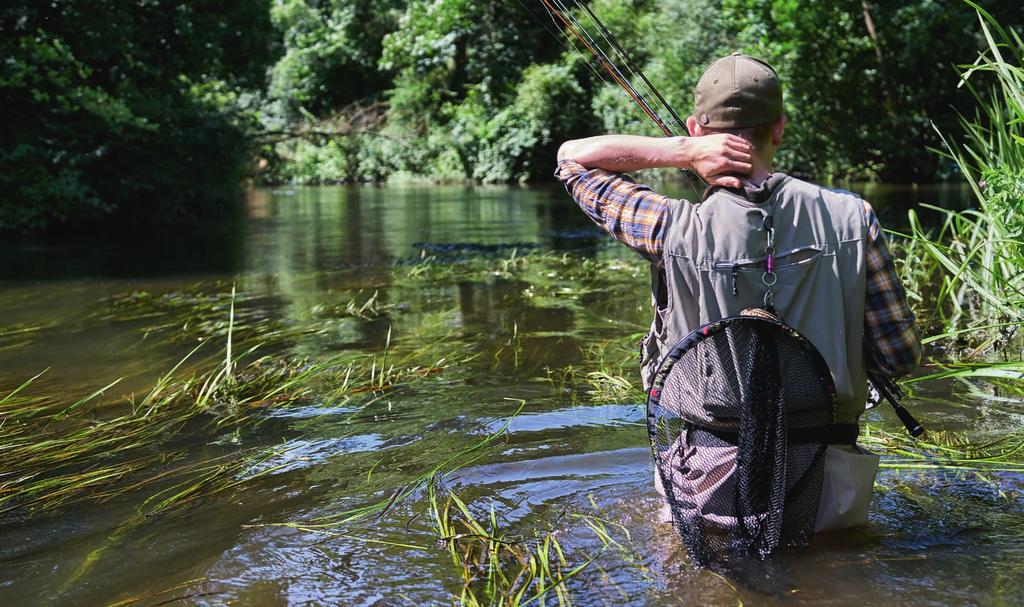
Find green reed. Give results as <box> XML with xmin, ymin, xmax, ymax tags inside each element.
<box><xmin>97</xmin><ymin>284</ymin><xmax>398</xmax><ymax>350</ymax></box>
<box><xmin>902</xmin><ymin>3</ymin><xmax>1024</xmax><ymax>352</ymax></box>
<box><xmin>862</xmin><ymin>424</ymin><xmax>1024</xmax><ymax>473</ymax></box>
<box><xmin>0</xmin><ymin>344</ymin><xmax>329</xmax><ymax>516</ymax></box>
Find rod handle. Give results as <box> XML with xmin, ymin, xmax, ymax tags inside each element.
<box><xmin>892</xmin><ymin>403</ymin><xmax>925</xmax><ymax>437</ymax></box>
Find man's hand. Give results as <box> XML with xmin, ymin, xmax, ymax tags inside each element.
<box><xmin>681</xmin><ymin>134</ymin><xmax>752</xmax><ymax>189</ymax></box>
<box><xmin>557</xmin><ymin>134</ymin><xmax>751</xmax><ymax>188</ymax></box>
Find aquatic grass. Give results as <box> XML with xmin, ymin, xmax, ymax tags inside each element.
<box><xmin>405</xmin><ymin>249</ymin><xmax>646</xmax><ymax>309</ymax></box>
<box><xmin>906</xmin><ymin>360</ymin><xmax>1024</xmax><ymax>385</ymax></box>
<box><xmin>862</xmin><ymin>424</ymin><xmax>1024</xmax><ymax>472</ymax></box>
<box><xmin>95</xmin><ymin>283</ymin><xmax>402</xmax><ymax>354</ymax></box>
<box><xmin>0</xmin><ymin>307</ymin><xmax>477</xmax><ymax>518</ymax></box>
<box><xmin>55</xmin><ymin>443</ymin><xmax>312</xmax><ymax>591</ymax></box>
<box><xmin>580</xmin><ymin>334</ymin><xmax>647</xmax><ymax>403</ymax></box>
<box><xmin>279</xmin><ymin>399</ymin><xmax>526</xmax><ymax>531</ymax></box>
<box><xmin>0</xmin><ymin>321</ymin><xmax>57</xmax><ymax>353</ymax></box>
<box><xmin>428</xmin><ymin>482</ymin><xmax>619</xmax><ymax>607</ymax></box>
<box><xmin>0</xmin><ymin>348</ymin><xmax>328</xmax><ymax>515</ymax></box>
<box><xmin>1</xmin><ymin>323</ymin><xmax>484</xmax><ymax>594</ymax></box>
<box><xmin>278</xmin><ymin>400</ymin><xmax>627</xmax><ymax>606</ymax></box>
<box><xmin>343</xmin><ymin>289</ymin><xmax>389</xmax><ymax>320</ymax></box>
<box><xmin>307</xmin><ymin>289</ymin><xmax>401</xmax><ymax>322</ymax></box>
<box><xmin>0</xmin><ymin>345</ymin><xmax>471</xmax><ymax>517</ymax></box>
<box><xmin>105</xmin><ymin>578</ymin><xmax>217</xmax><ymax>607</ymax></box>
<box><xmin>584</xmin><ymin>371</ymin><xmax>636</xmax><ymax>402</ymax></box>
<box><xmin>899</xmin><ymin>360</ymin><xmax>1024</xmax><ymax>405</ymax></box>
<box><xmin>96</xmin><ymin>287</ymin><xmax>284</xmax><ymax>347</ymax></box>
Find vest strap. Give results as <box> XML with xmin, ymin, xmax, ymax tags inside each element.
<box><xmin>687</xmin><ymin>423</ymin><xmax>859</xmax><ymax>446</ymax></box>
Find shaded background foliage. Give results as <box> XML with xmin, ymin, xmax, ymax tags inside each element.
<box><xmin>2</xmin><ymin>0</ymin><xmax>1023</xmax><ymax>232</ymax></box>
<box><xmin>0</xmin><ymin>0</ymin><xmax>278</xmax><ymax>231</ymax></box>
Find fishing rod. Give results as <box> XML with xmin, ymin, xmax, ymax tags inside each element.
<box><xmin>538</xmin><ymin>0</ymin><xmax>672</xmax><ymax>134</ymax></box>
<box><xmin>574</xmin><ymin>1</ymin><xmax>688</xmax><ymax>135</ymax></box>
<box><xmin>536</xmin><ymin>0</ymin><xmax>703</xmax><ymax>185</ymax></box>
<box><xmin>862</xmin><ymin>335</ymin><xmax>924</xmax><ymax>436</ymax></box>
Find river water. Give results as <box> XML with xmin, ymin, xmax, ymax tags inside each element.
<box><xmin>2</xmin><ymin>182</ymin><xmax>1022</xmax><ymax>606</ymax></box>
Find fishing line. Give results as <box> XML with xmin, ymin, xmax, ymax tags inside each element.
<box><xmin>542</xmin><ymin>4</ymin><xmax>660</xmax><ymax>131</ymax></box>
<box><xmin>574</xmin><ymin>1</ymin><xmax>689</xmax><ymax>135</ymax></box>
<box><xmin>538</xmin><ymin>0</ymin><xmax>704</xmax><ymax>194</ymax></box>
<box><xmin>516</xmin><ymin>0</ymin><xmax>649</xmax><ymax>128</ymax></box>
<box><xmin>556</xmin><ymin>0</ymin><xmax>675</xmax><ymax>137</ymax></box>
<box><xmin>542</xmin><ymin>0</ymin><xmax>668</xmax><ymax>134</ymax></box>
<box><xmin>553</xmin><ymin>0</ymin><xmax>678</xmax><ymax>138</ymax></box>
<box><xmin>564</xmin><ymin>2</ymin><xmax>667</xmax><ymax>123</ymax></box>
<box><xmin>552</xmin><ymin>0</ymin><xmax>671</xmax><ymax>133</ymax></box>
<box><xmin>546</xmin><ymin>0</ymin><xmax>707</xmax><ymax>196</ymax></box>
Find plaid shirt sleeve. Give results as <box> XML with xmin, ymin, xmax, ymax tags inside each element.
<box><xmin>862</xmin><ymin>201</ymin><xmax>922</xmax><ymax>377</ymax></box>
<box><xmin>554</xmin><ymin>159</ymin><xmax>674</xmax><ymax>258</ymax></box>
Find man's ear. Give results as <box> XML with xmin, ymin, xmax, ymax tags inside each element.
<box><xmin>772</xmin><ymin>115</ymin><xmax>787</xmax><ymax>146</ymax></box>
<box><xmin>686</xmin><ymin>116</ymin><xmax>702</xmax><ymax>137</ymax></box>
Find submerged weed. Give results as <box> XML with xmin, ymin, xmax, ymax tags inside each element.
<box><xmin>862</xmin><ymin>424</ymin><xmax>1024</xmax><ymax>472</ymax></box>
<box><xmin>0</xmin><ymin>348</ymin><xmax>334</xmax><ymax>516</ymax></box>
<box><xmin>0</xmin><ymin>313</ymin><xmax>475</xmax><ymax>519</ymax></box>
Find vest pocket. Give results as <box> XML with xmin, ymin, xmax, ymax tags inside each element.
<box><xmin>711</xmin><ymin>246</ymin><xmax>823</xmax><ymax>302</ymax></box>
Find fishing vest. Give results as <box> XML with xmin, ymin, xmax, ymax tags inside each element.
<box><xmin>639</xmin><ymin>174</ymin><xmax>869</xmax><ymax>424</ymax></box>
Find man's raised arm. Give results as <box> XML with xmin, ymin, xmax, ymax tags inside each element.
<box><xmin>557</xmin><ymin>134</ymin><xmax>753</xmax><ymax>189</ymax></box>
<box><xmin>553</xmin><ymin>133</ymin><xmax>753</xmax><ymax>258</ymax></box>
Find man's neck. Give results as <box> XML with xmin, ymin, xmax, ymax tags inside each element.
<box><xmin>742</xmin><ymin>158</ymin><xmax>773</xmax><ymax>187</ymax></box>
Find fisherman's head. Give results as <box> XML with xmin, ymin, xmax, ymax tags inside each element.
<box><xmin>686</xmin><ymin>53</ymin><xmax>786</xmax><ymax>163</ymax></box>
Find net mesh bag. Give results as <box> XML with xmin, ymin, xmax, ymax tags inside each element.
<box><xmin>646</xmin><ymin>309</ymin><xmax>839</xmax><ymax>566</ymax></box>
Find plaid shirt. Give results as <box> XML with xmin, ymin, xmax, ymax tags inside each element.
<box><xmin>556</xmin><ymin>159</ymin><xmax>922</xmax><ymax>377</ymax></box>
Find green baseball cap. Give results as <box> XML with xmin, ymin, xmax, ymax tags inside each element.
<box><xmin>694</xmin><ymin>52</ymin><xmax>783</xmax><ymax>129</ymax></box>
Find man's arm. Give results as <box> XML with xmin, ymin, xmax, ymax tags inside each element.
<box><xmin>863</xmin><ymin>201</ymin><xmax>922</xmax><ymax>377</ymax></box>
<box><xmin>557</xmin><ymin>134</ymin><xmax>752</xmax><ymax>188</ymax></box>
<box><xmin>554</xmin><ymin>133</ymin><xmax>751</xmax><ymax>258</ymax></box>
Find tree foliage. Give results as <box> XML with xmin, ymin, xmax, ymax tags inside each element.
<box><xmin>3</xmin><ymin>0</ymin><xmax>1024</xmax><ymax>231</ymax></box>
<box><xmin>266</xmin><ymin>0</ymin><xmax>1023</xmax><ymax>186</ymax></box>
<box><xmin>721</xmin><ymin>0</ymin><xmax>1024</xmax><ymax>180</ymax></box>
<box><xmin>0</xmin><ymin>1</ymin><xmax>277</xmax><ymax>231</ymax></box>
<box><xmin>267</xmin><ymin>0</ymin><xmax>401</xmax><ymax>118</ymax></box>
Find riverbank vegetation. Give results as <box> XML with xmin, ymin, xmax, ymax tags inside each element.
<box><xmin>899</xmin><ymin>3</ymin><xmax>1024</xmax><ymax>358</ymax></box>
<box><xmin>4</xmin><ymin>1</ymin><xmax>1024</xmax><ymax>231</ymax></box>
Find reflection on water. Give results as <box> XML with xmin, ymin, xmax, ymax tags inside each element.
<box><xmin>2</xmin><ymin>182</ymin><xmax>1022</xmax><ymax>606</ymax></box>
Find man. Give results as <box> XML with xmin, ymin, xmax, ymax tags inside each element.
<box><xmin>555</xmin><ymin>53</ymin><xmax>921</xmax><ymax>534</ymax></box>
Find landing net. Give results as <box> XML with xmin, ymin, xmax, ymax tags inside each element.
<box><xmin>646</xmin><ymin>310</ymin><xmax>839</xmax><ymax>566</ymax></box>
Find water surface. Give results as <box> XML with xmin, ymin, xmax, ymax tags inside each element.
<box><xmin>3</xmin><ymin>181</ymin><xmax>1022</xmax><ymax>606</ymax></box>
